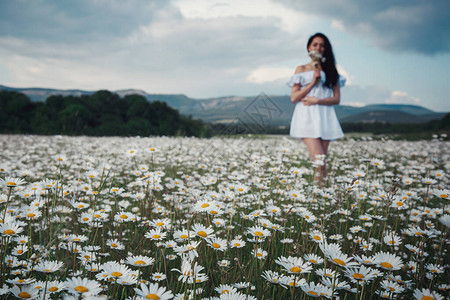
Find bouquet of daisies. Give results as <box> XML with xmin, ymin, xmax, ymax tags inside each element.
<box><xmin>309</xmin><ymin>50</ymin><xmax>326</xmax><ymax>86</ymax></box>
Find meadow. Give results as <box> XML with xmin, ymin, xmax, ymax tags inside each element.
<box><xmin>0</xmin><ymin>134</ymin><xmax>448</xmax><ymax>299</ymax></box>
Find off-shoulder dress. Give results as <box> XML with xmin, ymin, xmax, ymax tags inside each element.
<box><xmin>286</xmin><ymin>70</ymin><xmax>345</xmax><ymax>140</ymax></box>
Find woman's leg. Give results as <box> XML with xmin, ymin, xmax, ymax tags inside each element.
<box><xmin>302</xmin><ymin>138</ymin><xmax>327</xmax><ymax>182</ymax></box>
<box><xmin>320</xmin><ymin>139</ymin><xmax>330</xmax><ymax>178</ymax></box>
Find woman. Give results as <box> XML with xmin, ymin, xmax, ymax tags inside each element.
<box><xmin>287</xmin><ymin>33</ymin><xmax>345</xmax><ymax>184</ymax></box>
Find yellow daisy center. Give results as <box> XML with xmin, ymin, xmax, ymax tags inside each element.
<box><xmin>352</xmin><ymin>273</ymin><xmax>364</xmax><ymax>279</ymax></box>
<box><xmin>290</xmin><ymin>266</ymin><xmax>302</xmax><ymax>273</ymax></box>
<box><xmin>4</xmin><ymin>229</ymin><xmax>15</xmax><ymax>235</ymax></box>
<box><xmin>135</xmin><ymin>260</ymin><xmax>146</xmax><ymax>265</ymax></box>
<box><xmin>75</xmin><ymin>286</ymin><xmax>88</xmax><ymax>293</ymax></box>
<box><xmin>380</xmin><ymin>262</ymin><xmax>393</xmax><ymax>269</ymax></box>
<box><xmin>333</xmin><ymin>258</ymin><xmax>345</xmax><ymax>266</ymax></box>
<box><xmin>18</xmin><ymin>292</ymin><xmax>31</xmax><ymax>298</ymax></box>
<box><xmin>198</xmin><ymin>231</ymin><xmax>207</xmax><ymax>237</ymax></box>
<box><xmin>49</xmin><ymin>287</ymin><xmax>59</xmax><ymax>292</ymax></box>
<box><xmin>254</xmin><ymin>231</ymin><xmax>264</xmax><ymax>237</ymax></box>
<box><xmin>308</xmin><ymin>291</ymin><xmax>318</xmax><ymax>296</ymax></box>
<box><xmin>111</xmin><ymin>272</ymin><xmax>122</xmax><ymax>277</ymax></box>
<box><xmin>212</xmin><ymin>243</ymin><xmax>221</xmax><ymax>248</ymax></box>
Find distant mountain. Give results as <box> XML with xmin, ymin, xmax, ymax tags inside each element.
<box><xmin>0</xmin><ymin>85</ymin><xmax>446</xmax><ymax>125</ymax></box>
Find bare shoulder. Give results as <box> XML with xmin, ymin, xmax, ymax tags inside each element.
<box><xmin>294</xmin><ymin>64</ymin><xmax>309</xmax><ymax>74</ymax></box>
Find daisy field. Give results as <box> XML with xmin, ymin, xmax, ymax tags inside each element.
<box><xmin>0</xmin><ymin>134</ymin><xmax>448</xmax><ymax>299</ymax></box>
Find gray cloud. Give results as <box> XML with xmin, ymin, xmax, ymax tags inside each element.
<box><xmin>0</xmin><ymin>0</ymin><xmax>302</xmax><ymax>97</ymax></box>
<box><xmin>276</xmin><ymin>0</ymin><xmax>450</xmax><ymax>55</ymax></box>
<box><xmin>0</xmin><ymin>0</ymin><xmax>169</xmax><ymax>42</ymax></box>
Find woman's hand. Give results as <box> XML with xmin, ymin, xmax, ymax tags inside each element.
<box><xmin>312</xmin><ymin>68</ymin><xmax>321</xmax><ymax>84</ymax></box>
<box><xmin>302</xmin><ymin>96</ymin><xmax>320</xmax><ymax>106</ymax></box>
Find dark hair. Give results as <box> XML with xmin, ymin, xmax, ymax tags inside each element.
<box><xmin>307</xmin><ymin>33</ymin><xmax>339</xmax><ymax>88</ymax></box>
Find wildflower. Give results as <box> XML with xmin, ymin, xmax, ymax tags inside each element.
<box><xmin>383</xmin><ymin>231</ymin><xmax>402</xmax><ymax>246</ymax></box>
<box><xmin>344</xmin><ymin>265</ymin><xmax>378</xmax><ymax>284</ymax></box>
<box><xmin>207</xmin><ymin>237</ymin><xmax>228</xmax><ymax>251</ymax></box>
<box><xmin>66</xmin><ymin>234</ymin><xmax>89</xmax><ymax>243</ymax></box>
<box><xmin>309</xmin><ymin>230</ymin><xmax>325</xmax><ymax>243</ymax></box>
<box><xmin>1</xmin><ymin>223</ymin><xmax>24</xmax><ymax>237</ymax></box>
<box><xmin>328</xmin><ymin>252</ymin><xmax>359</xmax><ymax>268</ymax></box>
<box><xmin>114</xmin><ymin>211</ymin><xmax>139</xmax><ymax>223</ymax></box>
<box><xmin>194</xmin><ymin>200</ymin><xmax>217</xmax><ymax>212</ymax></box>
<box><xmin>149</xmin><ymin>218</ymin><xmax>172</xmax><ymax>229</ymax></box>
<box><xmin>65</xmin><ymin>277</ymin><xmax>102</xmax><ymax>297</ymax></box>
<box><xmin>106</xmin><ymin>239</ymin><xmax>125</xmax><ymax>250</ymax></box>
<box><xmin>101</xmin><ymin>261</ymin><xmax>133</xmax><ymax>281</ymax></box>
<box><xmin>315</xmin><ymin>268</ymin><xmax>337</xmax><ymax>279</ymax></box>
<box><xmin>145</xmin><ymin>228</ymin><xmax>168</xmax><ymax>241</ymax></box>
<box><xmin>247</xmin><ymin>225</ymin><xmax>271</xmax><ymax>238</ymax></box>
<box><xmin>329</xmin><ymin>234</ymin><xmax>343</xmax><ymax>241</ymax></box>
<box><xmin>152</xmin><ymin>272</ymin><xmax>167</xmax><ymax>281</ymax></box>
<box><xmin>371</xmin><ymin>158</ymin><xmax>385</xmax><ymax>168</ymax></box>
<box><xmin>373</xmin><ymin>251</ymin><xmax>403</xmax><ymax>271</ymax></box>
<box><xmin>11</xmin><ymin>244</ymin><xmax>28</xmax><ymax>256</ymax></box>
<box><xmin>261</xmin><ymin>270</ymin><xmax>284</xmax><ymax>285</ymax></box>
<box><xmin>422</xmin><ymin>177</ymin><xmax>437</xmax><ymax>185</ymax></box>
<box><xmin>34</xmin><ymin>260</ymin><xmax>64</xmax><ymax>273</ymax></box>
<box><xmin>125</xmin><ymin>255</ymin><xmax>155</xmax><ymax>267</ymax></box>
<box><xmin>349</xmin><ymin>225</ymin><xmax>364</xmax><ymax>233</ymax></box>
<box><xmin>252</xmin><ymin>248</ymin><xmax>268</xmax><ymax>259</ymax></box>
<box><xmin>173</xmin><ymin>241</ymin><xmax>201</xmax><ymax>261</ymax></box>
<box><xmin>403</xmin><ymin>226</ymin><xmax>428</xmax><ymax>237</ymax></box>
<box><xmin>0</xmin><ymin>177</ymin><xmax>26</xmax><ymax>188</ymax></box>
<box><xmin>13</xmin><ymin>235</ymin><xmax>28</xmax><ymax>245</ymax></box>
<box><xmin>191</xmin><ymin>223</ymin><xmax>215</xmax><ymax>239</ymax></box>
<box><xmin>6</xmin><ymin>277</ymin><xmax>35</xmax><ymax>285</ymax></box>
<box><xmin>434</xmin><ymin>189</ymin><xmax>449</xmax><ymax>199</ymax></box>
<box><xmin>229</xmin><ymin>238</ymin><xmax>246</xmax><ymax>248</ymax></box>
<box><xmin>353</xmin><ymin>254</ymin><xmax>374</xmax><ymax>265</ymax></box>
<box><xmin>281</xmin><ymin>275</ymin><xmax>306</xmax><ymax>288</ymax></box>
<box><xmin>276</xmin><ymin>256</ymin><xmax>312</xmax><ymax>274</ymax></box>
<box><xmin>412</xmin><ymin>288</ymin><xmax>444</xmax><ymax>300</ymax></box>
<box><xmin>280</xmin><ymin>238</ymin><xmax>293</xmax><ymax>244</ymax></box>
<box><xmin>10</xmin><ymin>285</ymin><xmax>39</xmax><ymax>299</ymax></box>
<box><xmin>173</xmin><ymin>229</ymin><xmax>191</xmax><ymax>242</ymax></box>
<box><xmin>216</xmin><ymin>284</ymin><xmax>238</xmax><ymax>295</ymax></box>
<box><xmin>391</xmin><ymin>198</ymin><xmax>409</xmax><ymax>210</ymax></box>
<box><xmin>301</xmin><ymin>281</ymin><xmax>330</xmax><ymax>298</ymax></box>
<box><xmin>304</xmin><ymin>254</ymin><xmax>324</xmax><ymax>265</ymax></box>
<box><xmin>380</xmin><ymin>280</ymin><xmax>405</xmax><ymax>294</ymax></box>
<box><xmin>162</xmin><ymin>240</ymin><xmax>177</xmax><ymax>249</ymax></box>
<box><xmin>425</xmin><ymin>263</ymin><xmax>444</xmax><ymax>274</ymax></box>
<box><xmin>218</xmin><ymin>260</ymin><xmax>230</xmax><ymax>267</ymax></box>
<box><xmin>171</xmin><ymin>259</ymin><xmax>207</xmax><ymax>284</ymax></box>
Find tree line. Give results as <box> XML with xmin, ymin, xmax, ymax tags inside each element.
<box><xmin>0</xmin><ymin>90</ymin><xmax>212</xmax><ymax>137</ymax></box>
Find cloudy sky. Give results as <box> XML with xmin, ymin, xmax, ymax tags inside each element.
<box><xmin>0</xmin><ymin>0</ymin><xmax>449</xmax><ymax>111</ymax></box>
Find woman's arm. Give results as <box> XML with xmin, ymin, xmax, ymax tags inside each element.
<box><xmin>302</xmin><ymin>84</ymin><xmax>341</xmax><ymax>106</ymax></box>
<box><xmin>291</xmin><ymin>81</ymin><xmax>316</xmax><ymax>104</ymax></box>
<box><xmin>290</xmin><ymin>67</ymin><xmax>320</xmax><ymax>104</ymax></box>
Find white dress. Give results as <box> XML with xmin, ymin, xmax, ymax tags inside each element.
<box><xmin>286</xmin><ymin>70</ymin><xmax>345</xmax><ymax>140</ymax></box>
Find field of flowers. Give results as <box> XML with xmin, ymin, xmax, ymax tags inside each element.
<box><xmin>0</xmin><ymin>134</ymin><xmax>448</xmax><ymax>299</ymax></box>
